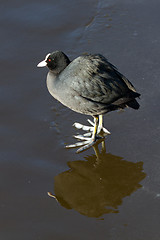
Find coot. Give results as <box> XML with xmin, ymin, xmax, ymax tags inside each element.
<box><xmin>37</xmin><ymin>51</ymin><xmax>140</xmax><ymax>152</ymax></box>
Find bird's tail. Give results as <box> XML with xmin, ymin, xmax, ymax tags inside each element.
<box><xmin>126</xmin><ymin>99</ymin><xmax>140</xmax><ymax>109</ymax></box>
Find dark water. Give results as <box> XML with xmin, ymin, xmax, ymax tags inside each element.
<box><xmin>1</xmin><ymin>0</ymin><xmax>160</xmax><ymax>239</ymax></box>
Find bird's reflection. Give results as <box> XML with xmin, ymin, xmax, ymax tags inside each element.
<box><xmin>48</xmin><ymin>140</ymin><xmax>146</xmax><ymax>218</ymax></box>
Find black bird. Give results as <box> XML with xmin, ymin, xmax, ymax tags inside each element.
<box><xmin>37</xmin><ymin>51</ymin><xmax>140</xmax><ymax>152</ymax></box>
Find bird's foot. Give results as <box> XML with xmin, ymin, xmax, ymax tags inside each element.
<box><xmin>73</xmin><ymin>119</ymin><xmax>111</xmax><ymax>137</ymax></box>
<box><xmin>66</xmin><ymin>135</ymin><xmax>104</xmax><ymax>153</ymax></box>
<box><xmin>66</xmin><ymin>119</ymin><xmax>110</xmax><ymax>153</ymax></box>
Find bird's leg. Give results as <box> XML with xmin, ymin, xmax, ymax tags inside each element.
<box><xmin>73</xmin><ymin>115</ymin><xmax>110</xmax><ymax>138</ymax></box>
<box><xmin>66</xmin><ymin>116</ymin><xmax>104</xmax><ymax>153</ymax></box>
<box><xmin>99</xmin><ymin>114</ymin><xmax>103</xmax><ymax>131</ymax></box>
<box><xmin>92</xmin><ymin>116</ymin><xmax>99</xmax><ymax>141</ymax></box>
<box><xmin>98</xmin><ymin>115</ymin><xmax>111</xmax><ymax>136</ymax></box>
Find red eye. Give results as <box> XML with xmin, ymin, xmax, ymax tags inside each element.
<box><xmin>48</xmin><ymin>59</ymin><xmax>51</xmax><ymax>62</ymax></box>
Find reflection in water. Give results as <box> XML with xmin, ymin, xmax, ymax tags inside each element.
<box><xmin>48</xmin><ymin>141</ymin><xmax>146</xmax><ymax>218</ymax></box>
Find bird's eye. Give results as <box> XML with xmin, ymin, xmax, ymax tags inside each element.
<box><xmin>48</xmin><ymin>59</ymin><xmax>51</xmax><ymax>62</ymax></box>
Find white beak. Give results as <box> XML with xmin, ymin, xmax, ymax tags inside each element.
<box><xmin>37</xmin><ymin>60</ymin><xmax>47</xmax><ymax>67</ymax></box>
<box><xmin>37</xmin><ymin>53</ymin><xmax>51</xmax><ymax>67</ymax></box>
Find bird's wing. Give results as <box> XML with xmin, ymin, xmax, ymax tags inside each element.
<box><xmin>65</xmin><ymin>54</ymin><xmax>139</xmax><ymax>105</ymax></box>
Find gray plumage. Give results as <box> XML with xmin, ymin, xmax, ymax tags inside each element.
<box><xmin>45</xmin><ymin>52</ymin><xmax>140</xmax><ymax>116</ymax></box>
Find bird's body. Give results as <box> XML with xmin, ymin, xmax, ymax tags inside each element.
<box><xmin>46</xmin><ymin>53</ymin><xmax>139</xmax><ymax>116</ymax></box>
<box><xmin>37</xmin><ymin>51</ymin><xmax>140</xmax><ymax>152</ymax></box>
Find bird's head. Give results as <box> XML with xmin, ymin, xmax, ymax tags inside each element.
<box><xmin>37</xmin><ymin>51</ymin><xmax>71</xmax><ymax>73</ymax></box>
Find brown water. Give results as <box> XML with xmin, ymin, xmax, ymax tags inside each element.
<box><xmin>1</xmin><ymin>0</ymin><xmax>160</xmax><ymax>239</ymax></box>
